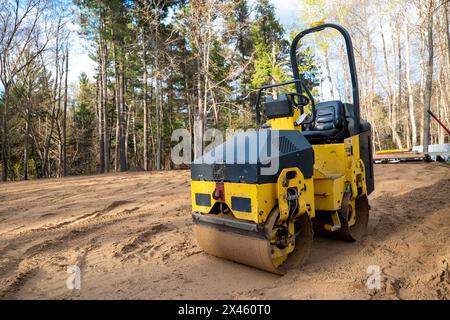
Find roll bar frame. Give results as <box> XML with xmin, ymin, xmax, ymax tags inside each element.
<box><xmin>290</xmin><ymin>23</ymin><xmax>361</xmax><ymax>133</ymax></box>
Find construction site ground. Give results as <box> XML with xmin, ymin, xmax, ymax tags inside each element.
<box><xmin>0</xmin><ymin>162</ymin><xmax>449</xmax><ymax>299</ymax></box>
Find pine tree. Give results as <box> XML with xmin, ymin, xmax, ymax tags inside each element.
<box><xmin>250</xmin><ymin>0</ymin><xmax>289</xmax><ymax>91</ymax></box>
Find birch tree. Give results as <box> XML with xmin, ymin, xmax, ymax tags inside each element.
<box><xmin>0</xmin><ymin>0</ymin><xmax>50</xmax><ymax>180</ymax></box>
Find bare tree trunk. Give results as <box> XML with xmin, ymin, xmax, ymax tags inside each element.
<box><xmin>423</xmin><ymin>0</ymin><xmax>435</xmax><ymax>154</ymax></box>
<box><xmin>23</xmin><ymin>76</ymin><xmax>32</xmax><ymax>180</ymax></box>
<box><xmin>419</xmin><ymin>29</ymin><xmax>426</xmax><ymax>145</ymax></box>
<box><xmin>97</xmin><ymin>44</ymin><xmax>105</xmax><ymax>173</ymax></box>
<box><xmin>62</xmin><ymin>46</ymin><xmax>68</xmax><ymax>176</ymax></box>
<box><xmin>324</xmin><ymin>48</ymin><xmax>335</xmax><ymax>98</ymax></box>
<box><xmin>100</xmin><ymin>29</ymin><xmax>109</xmax><ymax>172</ymax></box>
<box><xmin>338</xmin><ymin>43</ymin><xmax>351</xmax><ymax>102</ymax></box>
<box><xmin>437</xmin><ymin>76</ymin><xmax>446</xmax><ymax>143</ymax></box>
<box><xmin>185</xmin><ymin>75</ymin><xmax>193</xmax><ymax>149</ymax></box>
<box><xmin>437</xmin><ymin>12</ymin><xmax>449</xmax><ymax>143</ymax></box>
<box><xmin>125</xmin><ymin>100</ymin><xmax>131</xmax><ymax>166</ymax></box>
<box><xmin>110</xmin><ymin>16</ymin><xmax>127</xmax><ymax>172</ymax></box>
<box><xmin>380</xmin><ymin>25</ymin><xmax>402</xmax><ymax>148</ymax></box>
<box><xmin>444</xmin><ymin>1</ymin><xmax>450</xmax><ymax>71</ymax></box>
<box><xmin>118</xmin><ymin>58</ymin><xmax>127</xmax><ymax>171</ymax></box>
<box><xmin>149</xmin><ymin>76</ymin><xmax>156</xmax><ymax>169</ymax></box>
<box><xmin>194</xmin><ymin>57</ymin><xmax>204</xmax><ymax>160</ymax></box>
<box><xmin>56</xmin><ymin>52</ymin><xmax>64</xmax><ymax>177</ymax></box>
<box><xmin>155</xmin><ymin>40</ymin><xmax>162</xmax><ymax>171</ymax></box>
<box><xmin>393</xmin><ymin>23</ymin><xmax>403</xmax><ymax>149</ymax></box>
<box><xmin>42</xmin><ymin>22</ymin><xmax>61</xmax><ymax>178</ymax></box>
<box><xmin>97</xmin><ymin>73</ymin><xmax>105</xmax><ymax>173</ymax></box>
<box><xmin>406</xmin><ymin>116</ymin><xmax>411</xmax><ymax>149</ymax></box>
<box><xmin>41</xmin><ymin>97</ymin><xmax>58</xmax><ymax>177</ymax></box>
<box><xmin>114</xmin><ymin>87</ymin><xmax>119</xmax><ymax>172</ymax></box>
<box><xmin>203</xmin><ymin>8</ymin><xmax>216</xmax><ymax>126</ymax></box>
<box><xmin>362</xmin><ymin>5</ymin><xmax>376</xmax><ymax>142</ymax></box>
<box><xmin>380</xmin><ymin>25</ymin><xmax>397</xmax><ymax>146</ymax></box>
<box><xmin>1</xmin><ymin>88</ymin><xmax>9</xmax><ymax>181</ymax></box>
<box><xmin>404</xmin><ymin>19</ymin><xmax>418</xmax><ymax>147</ymax></box>
<box><xmin>24</xmin><ymin>116</ymin><xmax>30</xmax><ymax>180</ymax></box>
<box><xmin>132</xmin><ymin>108</ymin><xmax>137</xmax><ymax>165</ymax></box>
<box><xmin>99</xmin><ymin>18</ymin><xmax>110</xmax><ymax>172</ymax></box>
<box><xmin>143</xmin><ymin>31</ymin><xmax>149</xmax><ymax>171</ymax></box>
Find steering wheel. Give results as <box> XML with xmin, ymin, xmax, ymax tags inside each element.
<box><xmin>289</xmin><ymin>82</ymin><xmax>315</xmax><ymax>129</ymax></box>
<box><xmin>286</xmin><ymin>92</ymin><xmax>310</xmax><ymax>108</ymax></box>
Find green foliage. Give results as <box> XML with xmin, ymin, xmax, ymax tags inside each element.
<box><xmin>70</xmin><ymin>72</ymin><xmax>97</xmax><ymax>175</ymax></box>
<box><xmin>250</xmin><ymin>0</ymin><xmax>289</xmax><ymax>89</ymax></box>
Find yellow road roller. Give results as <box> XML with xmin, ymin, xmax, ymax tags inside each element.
<box><xmin>190</xmin><ymin>23</ymin><xmax>374</xmax><ymax>274</ymax></box>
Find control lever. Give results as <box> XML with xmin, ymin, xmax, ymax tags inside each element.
<box><xmin>294</xmin><ymin>113</ymin><xmax>311</xmax><ymax>126</ymax></box>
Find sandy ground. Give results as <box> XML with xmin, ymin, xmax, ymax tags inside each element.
<box><xmin>0</xmin><ymin>162</ymin><xmax>449</xmax><ymax>300</ymax></box>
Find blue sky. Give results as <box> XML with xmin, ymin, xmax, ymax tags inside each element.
<box><xmin>68</xmin><ymin>0</ymin><xmax>300</xmax><ymax>85</ymax></box>
<box><xmin>271</xmin><ymin>0</ymin><xmax>299</xmax><ymax>30</ymax></box>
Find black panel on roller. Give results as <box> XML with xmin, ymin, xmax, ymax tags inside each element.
<box><xmin>191</xmin><ymin>130</ymin><xmax>314</xmax><ymax>184</ymax></box>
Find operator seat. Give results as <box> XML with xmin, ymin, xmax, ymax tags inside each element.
<box><xmin>302</xmin><ymin>100</ymin><xmax>349</xmax><ymax>142</ymax></box>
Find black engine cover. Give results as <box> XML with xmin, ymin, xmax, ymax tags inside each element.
<box><xmin>191</xmin><ymin>130</ymin><xmax>314</xmax><ymax>184</ymax></box>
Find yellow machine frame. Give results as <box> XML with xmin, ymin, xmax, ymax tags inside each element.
<box><xmin>190</xmin><ymin>22</ymin><xmax>373</xmax><ymax>274</ymax></box>
<box><xmin>191</xmin><ymin>134</ymin><xmax>367</xmax><ymax>226</ymax></box>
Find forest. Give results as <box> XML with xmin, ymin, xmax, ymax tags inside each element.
<box><xmin>0</xmin><ymin>0</ymin><xmax>449</xmax><ymax>181</ymax></box>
